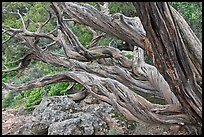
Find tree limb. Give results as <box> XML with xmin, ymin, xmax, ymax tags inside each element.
<box><xmin>2</xmin><ymin>70</ymin><xmax>193</xmax><ymax>125</ymax></box>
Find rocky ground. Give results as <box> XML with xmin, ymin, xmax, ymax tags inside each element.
<box><xmin>2</xmin><ymin>94</ymin><xmax>189</xmax><ymax>135</ymax></box>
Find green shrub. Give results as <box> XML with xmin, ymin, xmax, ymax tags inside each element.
<box><xmin>106</xmin><ymin>128</ymin><xmax>119</xmax><ymax>135</ymax></box>
<box><xmin>2</xmin><ymin>91</ymin><xmax>24</xmax><ymax>108</ymax></box>
<box><xmin>13</xmin><ymin>93</ymin><xmax>24</xmax><ymax>108</ymax></box>
<box><xmin>2</xmin><ymin>91</ymin><xmax>15</xmax><ymax>108</ymax></box>
<box><xmin>109</xmin><ymin>2</ymin><xmax>136</xmax><ymax>17</ymax></box>
<box><xmin>24</xmin><ymin>88</ymin><xmax>43</xmax><ymax>107</ymax></box>
<box><xmin>48</xmin><ymin>82</ymin><xmax>69</xmax><ymax>96</ymax></box>
<box><xmin>73</xmin><ymin>83</ymin><xmax>82</xmax><ymax>91</ymax></box>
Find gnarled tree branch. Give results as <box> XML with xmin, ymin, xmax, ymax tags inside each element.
<box><xmin>2</xmin><ymin>71</ymin><xmax>192</xmax><ymax>126</ymax></box>
<box><xmin>2</xmin><ymin>2</ymin><xmax>201</xmax><ymax>134</ymax></box>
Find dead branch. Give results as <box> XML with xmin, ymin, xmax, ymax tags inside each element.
<box><xmin>2</xmin><ymin>52</ymin><xmax>41</xmax><ymax>73</ymax></box>
<box><xmin>60</xmin><ymin>2</ymin><xmax>146</xmax><ymax>48</ymax></box>
<box><xmin>86</xmin><ymin>26</ymin><xmax>106</xmax><ymax>48</ymax></box>
<box><xmin>132</xmin><ymin>46</ymin><xmax>179</xmax><ymax>104</ymax></box>
<box><xmin>2</xmin><ymin>71</ymin><xmax>192</xmax><ymax>125</ymax></box>
<box><xmin>97</xmin><ymin>2</ymin><xmax>109</xmax><ymax>15</ymax></box>
<box><xmin>67</xmin><ymin>88</ymin><xmax>89</xmax><ymax>101</ymax></box>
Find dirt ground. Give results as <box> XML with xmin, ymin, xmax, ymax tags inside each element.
<box><xmin>2</xmin><ymin>108</ymin><xmax>29</xmax><ymax>135</ymax></box>
<box><xmin>2</xmin><ymin>107</ymin><xmax>189</xmax><ymax>135</ymax></box>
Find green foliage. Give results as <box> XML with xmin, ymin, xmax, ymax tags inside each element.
<box><xmin>73</xmin><ymin>83</ymin><xmax>83</xmax><ymax>91</ymax></box>
<box><xmin>2</xmin><ymin>59</ymin><xmax>69</xmax><ymax>109</ymax></box>
<box><xmin>13</xmin><ymin>93</ymin><xmax>24</xmax><ymax>108</ymax></box>
<box><xmin>2</xmin><ymin>82</ymin><xmax>70</xmax><ymax>109</ymax></box>
<box><xmin>2</xmin><ymin>2</ymin><xmax>54</xmax><ymax>85</ymax></box>
<box><xmin>3</xmin><ymin>88</ymin><xmax>43</xmax><ymax>108</ymax></box>
<box><xmin>3</xmin><ymin>2</ymin><xmax>50</xmax><ymax>30</ymax></box>
<box><xmin>109</xmin><ymin>2</ymin><xmax>136</xmax><ymax>17</ymax></box>
<box><xmin>125</xmin><ymin>54</ymin><xmax>133</xmax><ymax>59</ymax></box>
<box><xmin>170</xmin><ymin>2</ymin><xmax>202</xmax><ymax>41</ymax></box>
<box><xmin>170</xmin><ymin>2</ymin><xmax>202</xmax><ymax>22</ymax></box>
<box><xmin>122</xmin><ymin>52</ymin><xmax>133</xmax><ymax>59</ymax></box>
<box><xmin>106</xmin><ymin>128</ymin><xmax>119</xmax><ymax>135</ymax></box>
<box><xmin>68</xmin><ymin>23</ymin><xmax>93</xmax><ymax>46</ymax></box>
<box><xmin>2</xmin><ymin>91</ymin><xmax>15</xmax><ymax>108</ymax></box>
<box><xmin>48</xmin><ymin>82</ymin><xmax>69</xmax><ymax>96</ymax></box>
<box><xmin>24</xmin><ymin>88</ymin><xmax>43</xmax><ymax>107</ymax></box>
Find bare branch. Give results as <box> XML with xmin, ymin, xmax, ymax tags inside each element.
<box><xmin>25</xmin><ymin>12</ymin><xmax>30</xmax><ymax>29</ymax></box>
<box><xmin>96</xmin><ymin>2</ymin><xmax>109</xmax><ymax>15</ymax></box>
<box><xmin>67</xmin><ymin>88</ymin><xmax>89</xmax><ymax>101</ymax></box>
<box><xmin>2</xmin><ymin>52</ymin><xmax>41</xmax><ymax>73</ymax></box>
<box><xmin>2</xmin><ymin>2</ymin><xmax>201</xmax><ymax>131</ymax></box>
<box><xmin>17</xmin><ymin>9</ymin><xmax>27</xmax><ymax>32</ymax></box>
<box><xmin>51</xmin><ymin>2</ymin><xmax>99</xmax><ymax>62</ymax></box>
<box><xmin>52</xmin><ymin>3</ymin><xmax>88</xmax><ymax>54</ymax></box>
<box><xmin>41</xmin><ymin>41</ymin><xmax>56</xmax><ymax>53</ymax></box>
<box><xmin>46</xmin><ymin>26</ymin><xmax>59</xmax><ymax>35</ymax></box>
<box><xmin>89</xmin><ymin>46</ymin><xmax>131</xmax><ymax>68</ymax></box>
<box><xmin>2</xmin><ymin>72</ymin><xmax>75</xmax><ymax>91</ymax></box>
<box><xmin>86</xmin><ymin>26</ymin><xmax>97</xmax><ymax>39</ymax></box>
<box><xmin>36</xmin><ymin>7</ymin><xmax>52</xmax><ymax>33</ymax></box>
<box><xmin>170</xmin><ymin>6</ymin><xmax>202</xmax><ymax>83</ymax></box>
<box><xmin>2</xmin><ymin>33</ymin><xmax>17</xmax><ymax>45</ymax></box>
<box><xmin>62</xmin><ymin>17</ymin><xmax>75</xmax><ymax>22</ymax></box>
<box><xmin>86</xmin><ymin>26</ymin><xmax>106</xmax><ymax>48</ymax></box>
<box><xmin>61</xmin><ymin>2</ymin><xmax>146</xmax><ymax>49</ymax></box>
<box><xmin>2</xmin><ymin>65</ymin><xmax>23</xmax><ymax>73</ymax></box>
<box><xmin>87</xmin><ymin>33</ymin><xmax>105</xmax><ymax>48</ymax></box>
<box><xmin>1</xmin><ymin>70</ymin><xmax>192</xmax><ymax>125</ymax></box>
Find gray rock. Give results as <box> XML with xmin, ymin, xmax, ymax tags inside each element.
<box><xmin>16</xmin><ymin>120</ymin><xmax>49</xmax><ymax>135</ymax></box>
<box><xmin>48</xmin><ymin>112</ymin><xmax>107</xmax><ymax>135</ymax></box>
<box><xmin>35</xmin><ymin>109</ymin><xmax>69</xmax><ymax>125</ymax></box>
<box><xmin>15</xmin><ymin>95</ymin><xmax>120</xmax><ymax>135</ymax></box>
<box><xmin>33</xmin><ymin>95</ymin><xmax>81</xmax><ymax>124</ymax></box>
<box><xmin>81</xmin><ymin>101</ymin><xmax>113</xmax><ymax>123</ymax></box>
<box><xmin>33</xmin><ymin>95</ymin><xmax>80</xmax><ymax>116</ymax></box>
<box><xmin>16</xmin><ymin>96</ymin><xmax>80</xmax><ymax>135</ymax></box>
<box><xmin>31</xmin><ymin>122</ymin><xmax>49</xmax><ymax>135</ymax></box>
<box><xmin>16</xmin><ymin>123</ymin><xmax>34</xmax><ymax>135</ymax></box>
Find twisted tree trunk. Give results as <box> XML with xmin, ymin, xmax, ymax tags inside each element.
<box><xmin>133</xmin><ymin>2</ymin><xmax>202</xmax><ymax>133</ymax></box>
<box><xmin>2</xmin><ymin>2</ymin><xmax>202</xmax><ymax>134</ymax></box>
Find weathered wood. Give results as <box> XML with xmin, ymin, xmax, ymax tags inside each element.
<box><xmin>170</xmin><ymin>7</ymin><xmax>202</xmax><ymax>84</ymax></box>
<box><xmin>133</xmin><ymin>2</ymin><xmax>202</xmax><ymax>133</ymax></box>
<box><xmin>2</xmin><ymin>70</ymin><xmax>192</xmax><ymax>125</ymax></box>
<box><xmin>132</xmin><ymin>46</ymin><xmax>179</xmax><ymax>104</ymax></box>
<box><xmin>58</xmin><ymin>2</ymin><xmax>180</xmax><ymax>104</ymax></box>
<box><xmin>2</xmin><ymin>2</ymin><xmax>202</xmax><ymax>134</ymax></box>
<box><xmin>60</xmin><ymin>2</ymin><xmax>146</xmax><ymax>48</ymax></box>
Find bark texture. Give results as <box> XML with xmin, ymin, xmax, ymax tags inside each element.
<box><xmin>133</xmin><ymin>2</ymin><xmax>202</xmax><ymax>133</ymax></box>
<box><xmin>2</xmin><ymin>2</ymin><xmax>202</xmax><ymax>134</ymax></box>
